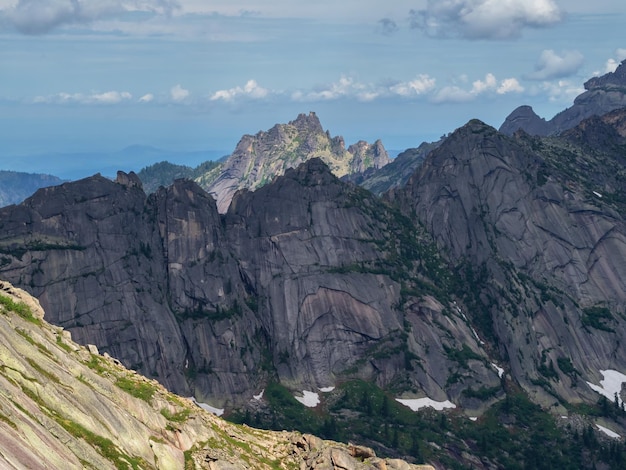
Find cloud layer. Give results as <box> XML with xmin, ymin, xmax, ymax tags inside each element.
<box><xmin>2</xmin><ymin>0</ymin><xmax>179</xmax><ymax>34</ymax></box>
<box><xmin>33</xmin><ymin>90</ymin><xmax>133</xmax><ymax>104</ymax></box>
<box><xmin>25</xmin><ymin>70</ymin><xmax>529</xmax><ymax>108</ymax></box>
<box><xmin>410</xmin><ymin>0</ymin><xmax>563</xmax><ymax>40</ymax></box>
<box><xmin>527</xmin><ymin>49</ymin><xmax>584</xmax><ymax>80</ymax></box>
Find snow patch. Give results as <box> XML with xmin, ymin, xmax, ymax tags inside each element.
<box><xmin>395</xmin><ymin>397</ymin><xmax>456</xmax><ymax>412</ymax></box>
<box><xmin>491</xmin><ymin>363</ymin><xmax>504</xmax><ymax>378</ymax></box>
<box><xmin>586</xmin><ymin>369</ymin><xmax>626</xmax><ymax>407</ymax></box>
<box><xmin>253</xmin><ymin>389</ymin><xmax>264</xmax><ymax>401</ymax></box>
<box><xmin>471</xmin><ymin>327</ymin><xmax>484</xmax><ymax>345</ymax></box>
<box><xmin>294</xmin><ymin>391</ymin><xmax>320</xmax><ymax>407</ymax></box>
<box><xmin>190</xmin><ymin>397</ymin><xmax>224</xmax><ymax>416</ymax></box>
<box><xmin>597</xmin><ymin>424</ymin><xmax>621</xmax><ymax>439</ymax></box>
<box><xmin>319</xmin><ymin>386</ymin><xmax>335</xmax><ymax>392</ymax></box>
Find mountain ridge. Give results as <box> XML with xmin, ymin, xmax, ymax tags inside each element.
<box><xmin>500</xmin><ymin>59</ymin><xmax>626</xmax><ymax>136</ymax></box>
<box><xmin>0</xmin><ymin>170</ymin><xmax>64</xmax><ymax>207</ymax></box>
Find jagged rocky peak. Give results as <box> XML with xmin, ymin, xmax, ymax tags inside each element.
<box><xmin>291</xmin><ymin>111</ymin><xmax>325</xmax><ymax>133</ymax></box>
<box><xmin>584</xmin><ymin>58</ymin><xmax>626</xmax><ymax>90</ymax></box>
<box><xmin>499</xmin><ymin>104</ymin><xmax>549</xmax><ymax>136</ymax></box>
<box><xmin>500</xmin><ymin>60</ymin><xmax>626</xmax><ymax>136</ymax></box>
<box><xmin>115</xmin><ymin>170</ymin><xmax>143</xmax><ymax>189</ymax></box>
<box><xmin>347</xmin><ymin>139</ymin><xmax>390</xmax><ymax>173</ymax></box>
<box><xmin>196</xmin><ymin>111</ymin><xmax>389</xmax><ymax>213</ymax></box>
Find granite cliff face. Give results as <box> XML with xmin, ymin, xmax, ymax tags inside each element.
<box><xmin>196</xmin><ymin>112</ymin><xmax>390</xmax><ymax>213</ymax></box>
<box><xmin>0</xmin><ymin>280</ymin><xmax>429</xmax><ymax>470</ymax></box>
<box><xmin>0</xmin><ymin>163</ymin><xmax>501</xmax><ymax>412</ymax></box>
<box><xmin>393</xmin><ymin>117</ymin><xmax>626</xmax><ymax>406</ymax></box>
<box><xmin>500</xmin><ymin>59</ymin><xmax>626</xmax><ymax>136</ymax></box>
<box><xmin>3</xmin><ymin>108</ymin><xmax>626</xmax><ymax>466</ymax></box>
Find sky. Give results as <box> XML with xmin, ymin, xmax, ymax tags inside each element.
<box><xmin>0</xmin><ymin>0</ymin><xmax>625</xmax><ymax>177</ymax></box>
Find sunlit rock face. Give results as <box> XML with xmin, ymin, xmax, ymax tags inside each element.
<box><xmin>198</xmin><ymin>112</ymin><xmax>390</xmax><ymax>213</ymax></box>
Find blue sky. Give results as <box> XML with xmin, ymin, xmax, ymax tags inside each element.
<box><xmin>0</xmin><ymin>0</ymin><xmax>625</xmax><ymax>177</ymax></box>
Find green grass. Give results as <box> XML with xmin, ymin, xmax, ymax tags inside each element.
<box><xmin>56</xmin><ymin>334</ymin><xmax>74</xmax><ymax>353</ymax></box>
<box><xmin>56</xmin><ymin>417</ymin><xmax>147</xmax><ymax>470</ymax></box>
<box><xmin>85</xmin><ymin>355</ymin><xmax>110</xmax><ymax>375</ymax></box>
<box><xmin>26</xmin><ymin>357</ymin><xmax>60</xmax><ymax>384</ymax></box>
<box><xmin>15</xmin><ymin>328</ymin><xmax>49</xmax><ymax>355</ymax></box>
<box><xmin>160</xmin><ymin>407</ymin><xmax>191</xmax><ymax>423</ymax></box>
<box><xmin>0</xmin><ymin>293</ymin><xmax>41</xmax><ymax>326</ymax></box>
<box><xmin>115</xmin><ymin>376</ymin><xmax>157</xmax><ymax>403</ymax></box>
<box><xmin>0</xmin><ymin>412</ymin><xmax>17</xmax><ymax>429</ymax></box>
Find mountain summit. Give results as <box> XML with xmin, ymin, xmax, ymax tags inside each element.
<box><xmin>500</xmin><ymin>59</ymin><xmax>626</xmax><ymax>136</ymax></box>
<box><xmin>196</xmin><ymin>112</ymin><xmax>390</xmax><ymax>212</ymax></box>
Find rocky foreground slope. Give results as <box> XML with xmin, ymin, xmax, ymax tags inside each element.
<box><xmin>0</xmin><ymin>279</ymin><xmax>430</xmax><ymax>470</ymax></box>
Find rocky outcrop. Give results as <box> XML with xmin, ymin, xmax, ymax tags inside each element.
<box><xmin>500</xmin><ymin>60</ymin><xmax>626</xmax><ymax>136</ymax></box>
<box><xmin>0</xmin><ymin>280</ymin><xmax>427</xmax><ymax>470</ymax></box>
<box><xmin>197</xmin><ymin>112</ymin><xmax>390</xmax><ymax>213</ymax></box>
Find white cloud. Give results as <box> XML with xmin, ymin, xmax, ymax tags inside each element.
<box><xmin>432</xmin><ymin>86</ymin><xmax>474</xmax><ymax>103</ymax></box>
<box><xmin>605</xmin><ymin>59</ymin><xmax>620</xmax><ymax>74</ymax></box>
<box><xmin>389</xmin><ymin>75</ymin><xmax>436</xmax><ymax>96</ymax></box>
<box><xmin>432</xmin><ymin>73</ymin><xmax>523</xmax><ymax>103</ymax></box>
<box><xmin>33</xmin><ymin>90</ymin><xmax>133</xmax><ymax>104</ymax></box>
<box><xmin>170</xmin><ymin>84</ymin><xmax>190</xmax><ymax>102</ymax></box>
<box><xmin>410</xmin><ymin>0</ymin><xmax>563</xmax><ymax>40</ymax></box>
<box><xmin>537</xmin><ymin>80</ymin><xmax>584</xmax><ymax>104</ymax></box>
<box><xmin>527</xmin><ymin>49</ymin><xmax>584</xmax><ymax>80</ymax></box>
<box><xmin>471</xmin><ymin>72</ymin><xmax>497</xmax><ymax>93</ymax></box>
<box><xmin>2</xmin><ymin>0</ymin><xmax>180</xmax><ymax>35</ymax></box>
<box><xmin>497</xmin><ymin>77</ymin><xmax>524</xmax><ymax>94</ymax></box>
<box><xmin>210</xmin><ymin>79</ymin><xmax>269</xmax><ymax>102</ymax></box>
<box><xmin>292</xmin><ymin>76</ymin><xmax>366</xmax><ymax>102</ymax></box>
<box><xmin>603</xmin><ymin>49</ymin><xmax>626</xmax><ymax>73</ymax></box>
<box><xmin>92</xmin><ymin>90</ymin><xmax>132</xmax><ymax>103</ymax></box>
<box><xmin>138</xmin><ymin>93</ymin><xmax>154</xmax><ymax>103</ymax></box>
<box><xmin>293</xmin><ymin>75</ymin><xmax>436</xmax><ymax>102</ymax></box>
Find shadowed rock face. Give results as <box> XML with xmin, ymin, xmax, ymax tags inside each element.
<box><xmin>500</xmin><ymin>60</ymin><xmax>626</xmax><ymax>136</ymax></box>
<box><xmin>0</xmin><ymin>159</ymin><xmax>500</xmax><ymax>409</ymax></box>
<box><xmin>0</xmin><ymin>172</ymin><xmax>263</xmax><ymax>403</ymax></box>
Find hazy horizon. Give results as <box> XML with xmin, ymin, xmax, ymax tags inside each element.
<box><xmin>1</xmin><ymin>0</ymin><xmax>625</xmax><ymax>177</ymax></box>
